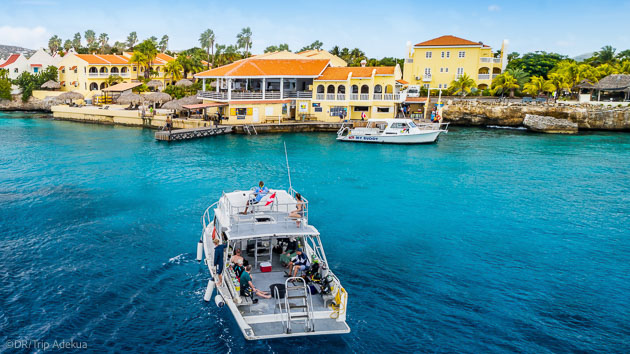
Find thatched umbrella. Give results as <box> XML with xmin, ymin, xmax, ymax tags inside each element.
<box><xmin>117</xmin><ymin>92</ymin><xmax>145</xmax><ymax>105</ymax></box>
<box><xmin>41</xmin><ymin>80</ymin><xmax>61</xmax><ymax>90</ymax></box>
<box><xmin>57</xmin><ymin>91</ymin><xmax>84</xmax><ymax>104</ymax></box>
<box><xmin>147</xmin><ymin>80</ymin><xmax>163</xmax><ymax>90</ymax></box>
<box><xmin>175</xmin><ymin>79</ymin><xmax>193</xmax><ymax>87</ymax></box>
<box><xmin>162</xmin><ymin>99</ymin><xmax>183</xmax><ymax>111</ymax></box>
<box><xmin>145</xmin><ymin>92</ymin><xmax>172</xmax><ymax>104</ymax></box>
<box><xmin>178</xmin><ymin>95</ymin><xmax>202</xmax><ymax>105</ymax></box>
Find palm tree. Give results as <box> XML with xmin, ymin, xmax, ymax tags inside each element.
<box><xmin>547</xmin><ymin>73</ymin><xmax>570</xmax><ymax>101</ymax></box>
<box><xmin>165</xmin><ymin>60</ymin><xmax>183</xmax><ymax>85</ymax></box>
<box><xmin>129</xmin><ymin>52</ymin><xmax>148</xmax><ymax>80</ymax></box>
<box><xmin>236</xmin><ymin>27</ymin><xmax>253</xmax><ymax>57</ymax></box>
<box><xmin>491</xmin><ymin>72</ymin><xmax>520</xmax><ymax>97</ymax></box>
<box><xmin>48</xmin><ymin>35</ymin><xmax>62</xmax><ymax>55</ymax></box>
<box><xmin>505</xmin><ymin>68</ymin><xmax>529</xmax><ymax>87</ymax></box>
<box><xmin>619</xmin><ymin>61</ymin><xmax>630</xmax><ymax>75</ymax></box>
<box><xmin>449</xmin><ymin>73</ymin><xmax>476</xmax><ymax>97</ymax></box>
<box><xmin>595</xmin><ymin>45</ymin><xmax>616</xmax><ymax>65</ymax></box>
<box><xmin>523</xmin><ymin>76</ymin><xmax>554</xmax><ymax>96</ymax></box>
<box><xmin>84</xmin><ymin>30</ymin><xmax>96</xmax><ymax>46</ymax></box>
<box><xmin>111</xmin><ymin>41</ymin><xmax>125</xmax><ymax>54</ymax></box>
<box><xmin>330</xmin><ymin>45</ymin><xmax>341</xmax><ymax>57</ymax></box>
<box><xmin>617</xmin><ymin>49</ymin><xmax>630</xmax><ymax>62</ymax></box>
<box><xmin>72</xmin><ymin>32</ymin><xmax>81</xmax><ymax>51</ymax></box>
<box><xmin>224</xmin><ymin>45</ymin><xmax>240</xmax><ymax>63</ymax></box>
<box><xmin>595</xmin><ymin>63</ymin><xmax>618</xmax><ymax>79</ymax></box>
<box><xmin>106</xmin><ymin>75</ymin><xmax>123</xmax><ymax>86</ymax></box>
<box><xmin>159</xmin><ymin>35</ymin><xmax>169</xmax><ymax>52</ymax></box>
<box><xmin>126</xmin><ymin>31</ymin><xmax>138</xmax><ymax>50</ymax></box>
<box><xmin>98</xmin><ymin>33</ymin><xmax>109</xmax><ymax>54</ymax></box>
<box><xmin>199</xmin><ymin>29</ymin><xmax>215</xmax><ymax>68</ymax></box>
<box><xmin>63</xmin><ymin>40</ymin><xmax>72</xmax><ymax>52</ymax></box>
<box><xmin>134</xmin><ymin>40</ymin><xmax>158</xmax><ymax>79</ymax></box>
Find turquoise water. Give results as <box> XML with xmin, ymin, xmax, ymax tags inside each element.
<box><xmin>1</xmin><ymin>111</ymin><xmax>629</xmax><ymax>353</ymax></box>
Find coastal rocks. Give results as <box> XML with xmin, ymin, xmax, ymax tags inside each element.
<box><xmin>0</xmin><ymin>96</ymin><xmax>54</xmax><ymax>112</ymax></box>
<box><xmin>523</xmin><ymin>114</ymin><xmax>578</xmax><ymax>134</ymax></box>
<box><xmin>442</xmin><ymin>101</ymin><xmax>630</xmax><ymax>131</ymax></box>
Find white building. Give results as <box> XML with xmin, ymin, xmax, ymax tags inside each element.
<box><xmin>26</xmin><ymin>48</ymin><xmax>62</xmax><ymax>75</ymax></box>
<box><xmin>0</xmin><ymin>53</ymin><xmax>29</xmax><ymax>80</ymax></box>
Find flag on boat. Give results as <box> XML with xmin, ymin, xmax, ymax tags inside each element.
<box><xmin>265</xmin><ymin>192</ymin><xmax>276</xmax><ymax>206</ymax></box>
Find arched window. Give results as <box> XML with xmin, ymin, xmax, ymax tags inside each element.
<box><xmin>89</xmin><ymin>67</ymin><xmax>98</xmax><ymax>73</ymax></box>
<box><xmin>121</xmin><ymin>67</ymin><xmax>128</xmax><ymax>73</ymax></box>
<box><xmin>327</xmin><ymin>85</ymin><xmax>335</xmax><ymax>94</ymax></box>
<box><xmin>374</xmin><ymin>85</ymin><xmax>382</xmax><ymax>93</ymax></box>
<box><xmin>337</xmin><ymin>85</ymin><xmax>346</xmax><ymax>94</ymax></box>
<box><xmin>89</xmin><ymin>82</ymin><xmax>99</xmax><ymax>91</ymax></box>
<box><xmin>110</xmin><ymin>67</ymin><xmax>119</xmax><ymax>74</ymax></box>
<box><xmin>100</xmin><ymin>82</ymin><xmax>108</xmax><ymax>90</ymax></box>
<box><xmin>351</xmin><ymin>85</ymin><xmax>358</xmax><ymax>93</ymax></box>
<box><xmin>316</xmin><ymin>85</ymin><xmax>324</xmax><ymax>93</ymax></box>
<box><xmin>360</xmin><ymin>85</ymin><xmax>369</xmax><ymax>94</ymax></box>
<box><xmin>385</xmin><ymin>85</ymin><xmax>393</xmax><ymax>93</ymax></box>
<box><xmin>99</xmin><ymin>67</ymin><xmax>108</xmax><ymax>73</ymax></box>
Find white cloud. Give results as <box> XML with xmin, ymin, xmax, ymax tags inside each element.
<box><xmin>488</xmin><ymin>5</ymin><xmax>500</xmax><ymax>12</ymax></box>
<box><xmin>0</xmin><ymin>25</ymin><xmax>49</xmax><ymax>49</ymax></box>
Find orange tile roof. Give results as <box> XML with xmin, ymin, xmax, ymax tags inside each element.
<box><xmin>315</xmin><ymin>66</ymin><xmax>395</xmax><ymax>80</ymax></box>
<box><xmin>414</xmin><ymin>35</ymin><xmax>484</xmax><ymax>47</ymax></box>
<box><xmin>228</xmin><ymin>100</ymin><xmax>291</xmax><ymax>105</ymax></box>
<box><xmin>75</xmin><ymin>54</ymin><xmax>109</xmax><ymax>64</ymax></box>
<box><xmin>196</xmin><ymin>59</ymin><xmax>329</xmax><ymax>77</ymax></box>
<box><xmin>0</xmin><ymin>54</ymin><xmax>20</xmax><ymax>68</ymax></box>
<box><xmin>396</xmin><ymin>79</ymin><xmax>409</xmax><ymax>85</ymax></box>
<box><xmin>97</xmin><ymin>54</ymin><xmax>129</xmax><ymax>64</ymax></box>
<box><xmin>156</xmin><ymin>53</ymin><xmax>175</xmax><ymax>62</ymax></box>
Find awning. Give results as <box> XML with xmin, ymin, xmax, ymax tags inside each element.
<box><xmin>30</xmin><ymin>64</ymin><xmax>42</xmax><ymax>67</ymax></box>
<box><xmin>182</xmin><ymin>103</ymin><xmax>227</xmax><ymax>109</ymax></box>
<box><xmin>58</xmin><ymin>66</ymin><xmax>65</xmax><ymax>70</ymax></box>
<box><xmin>71</xmin><ymin>81</ymin><xmax>77</xmax><ymax>85</ymax></box>
<box><xmin>70</xmin><ymin>66</ymin><xmax>77</xmax><ymax>70</ymax></box>
<box><xmin>405</xmin><ymin>97</ymin><xmax>428</xmax><ymax>103</ymax></box>
<box><xmin>60</xmin><ymin>81</ymin><xmax>65</xmax><ymax>85</ymax></box>
<box><xmin>396</xmin><ymin>79</ymin><xmax>409</xmax><ymax>85</ymax></box>
<box><xmin>102</xmin><ymin>82</ymin><xmax>142</xmax><ymax>92</ymax></box>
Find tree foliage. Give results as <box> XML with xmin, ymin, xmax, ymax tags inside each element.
<box><xmin>12</xmin><ymin>66</ymin><xmax>58</xmax><ymax>101</ymax></box>
<box><xmin>506</xmin><ymin>51</ymin><xmax>567</xmax><ymax>78</ymax></box>
<box><xmin>264</xmin><ymin>43</ymin><xmax>290</xmax><ymax>53</ymax></box>
<box><xmin>449</xmin><ymin>73</ymin><xmax>476</xmax><ymax>96</ymax></box>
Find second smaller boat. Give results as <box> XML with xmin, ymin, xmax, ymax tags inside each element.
<box><xmin>336</xmin><ymin>118</ymin><xmax>448</xmax><ymax>144</ymax></box>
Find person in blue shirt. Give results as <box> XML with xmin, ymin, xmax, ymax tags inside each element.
<box><xmin>241</xmin><ymin>181</ymin><xmax>269</xmax><ymax>214</ymax></box>
<box><xmin>285</xmin><ymin>248</ymin><xmax>311</xmax><ymax>279</ymax></box>
<box><xmin>213</xmin><ymin>238</ymin><xmax>227</xmax><ymax>286</ymax></box>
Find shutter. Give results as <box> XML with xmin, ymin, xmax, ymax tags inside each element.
<box><xmin>246</xmin><ymin>108</ymin><xmax>253</xmax><ymax>116</ymax></box>
<box><xmin>230</xmin><ymin>108</ymin><xmax>236</xmax><ymax>116</ymax></box>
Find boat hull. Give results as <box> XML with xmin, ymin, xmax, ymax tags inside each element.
<box><xmin>337</xmin><ymin>130</ymin><xmax>442</xmax><ymax>144</ymax></box>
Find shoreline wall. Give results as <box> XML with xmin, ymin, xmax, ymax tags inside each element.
<box><xmin>443</xmin><ymin>101</ymin><xmax>630</xmax><ymax>131</ymax></box>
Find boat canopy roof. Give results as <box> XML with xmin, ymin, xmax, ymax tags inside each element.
<box><xmin>213</xmin><ymin>189</ymin><xmax>319</xmax><ymax>240</ymax></box>
<box><xmin>367</xmin><ymin>118</ymin><xmax>413</xmax><ymax>124</ymax></box>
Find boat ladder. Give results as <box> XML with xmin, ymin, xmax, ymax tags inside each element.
<box><xmin>283</xmin><ymin>277</ymin><xmax>314</xmax><ymax>334</ymax></box>
<box><xmin>243</xmin><ymin>125</ymin><xmax>258</xmax><ymax>135</ymax></box>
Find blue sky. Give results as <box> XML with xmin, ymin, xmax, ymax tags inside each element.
<box><xmin>1</xmin><ymin>0</ymin><xmax>629</xmax><ymax>58</ymax></box>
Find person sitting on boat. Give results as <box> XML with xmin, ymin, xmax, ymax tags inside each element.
<box><xmin>213</xmin><ymin>238</ymin><xmax>227</xmax><ymax>287</ymax></box>
<box><xmin>230</xmin><ymin>248</ymin><xmax>243</xmax><ymax>265</ymax></box>
<box><xmin>241</xmin><ymin>181</ymin><xmax>269</xmax><ymax>214</ymax></box>
<box><xmin>280</xmin><ymin>237</ymin><xmax>298</xmax><ymax>267</ymax></box>
<box><xmin>285</xmin><ymin>248</ymin><xmax>310</xmax><ymax>279</ymax></box>
<box><xmin>288</xmin><ymin>193</ymin><xmax>305</xmax><ymax>226</ymax></box>
<box><xmin>240</xmin><ymin>265</ymin><xmax>271</xmax><ymax>302</ymax></box>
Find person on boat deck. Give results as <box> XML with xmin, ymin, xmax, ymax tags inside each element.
<box><xmin>213</xmin><ymin>238</ymin><xmax>227</xmax><ymax>286</ymax></box>
<box><xmin>240</xmin><ymin>265</ymin><xmax>271</xmax><ymax>302</ymax></box>
<box><xmin>288</xmin><ymin>193</ymin><xmax>304</xmax><ymax>227</ymax></box>
<box><xmin>241</xmin><ymin>181</ymin><xmax>269</xmax><ymax>214</ymax></box>
<box><xmin>230</xmin><ymin>248</ymin><xmax>243</xmax><ymax>265</ymax></box>
<box><xmin>281</xmin><ymin>237</ymin><xmax>298</xmax><ymax>267</ymax></box>
<box><xmin>285</xmin><ymin>248</ymin><xmax>310</xmax><ymax>278</ymax></box>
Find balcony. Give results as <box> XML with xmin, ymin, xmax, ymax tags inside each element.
<box><xmin>478</xmin><ymin>74</ymin><xmax>490</xmax><ymax>80</ymax></box>
<box><xmin>198</xmin><ymin>90</ymin><xmax>312</xmax><ymax>101</ymax></box>
<box><xmin>336</xmin><ymin>93</ymin><xmax>345</xmax><ymax>101</ymax></box>
<box><xmin>480</xmin><ymin>57</ymin><xmax>502</xmax><ymax>64</ymax></box>
<box><xmin>311</xmin><ymin>92</ymin><xmax>402</xmax><ymax>102</ymax></box>
<box><xmin>422</xmin><ymin>75</ymin><xmax>432</xmax><ymax>82</ymax></box>
<box><xmin>88</xmin><ymin>73</ymin><xmax>99</xmax><ymax>78</ymax></box>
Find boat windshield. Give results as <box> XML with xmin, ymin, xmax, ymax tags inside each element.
<box><xmin>367</xmin><ymin>121</ymin><xmax>388</xmax><ymax>129</ymax></box>
<box><xmin>408</xmin><ymin>121</ymin><xmax>417</xmax><ymax>128</ymax></box>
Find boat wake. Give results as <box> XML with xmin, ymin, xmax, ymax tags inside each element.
<box><xmin>486</xmin><ymin>125</ymin><xmax>527</xmax><ymax>130</ymax></box>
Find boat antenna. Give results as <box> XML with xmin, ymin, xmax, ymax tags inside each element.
<box><xmin>284</xmin><ymin>141</ymin><xmax>293</xmax><ymax>192</ymax></box>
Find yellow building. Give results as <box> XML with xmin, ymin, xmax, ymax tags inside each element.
<box><xmin>403</xmin><ymin>35</ymin><xmax>506</xmax><ymax>91</ymax></box>
<box><xmin>57</xmin><ymin>52</ymin><xmax>177</xmax><ymax>98</ymax></box>
<box><xmin>194</xmin><ymin>56</ymin><xmax>404</xmax><ymax>124</ymax></box>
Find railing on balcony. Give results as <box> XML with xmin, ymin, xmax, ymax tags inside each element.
<box><xmin>359</xmin><ymin>94</ymin><xmax>369</xmax><ymax>101</ymax></box>
<box><xmin>88</xmin><ymin>73</ymin><xmax>99</xmax><ymax>77</ymax></box>
<box><xmin>350</xmin><ymin>94</ymin><xmax>359</xmax><ymax>101</ymax></box>
<box><xmin>480</xmin><ymin>57</ymin><xmax>502</xmax><ymax>64</ymax></box>
<box><xmin>384</xmin><ymin>93</ymin><xmax>393</xmax><ymax>101</ymax></box>
<box><xmin>492</xmin><ymin>74</ymin><xmax>499</xmax><ymax>79</ymax></box>
<box><xmin>478</xmin><ymin>74</ymin><xmax>490</xmax><ymax>80</ymax></box>
<box><xmin>373</xmin><ymin>93</ymin><xmax>383</xmax><ymax>100</ymax></box>
<box><xmin>316</xmin><ymin>93</ymin><xmax>325</xmax><ymax>100</ymax></box>
<box><xmin>326</xmin><ymin>93</ymin><xmax>335</xmax><ymax>101</ymax></box>
<box><xmin>337</xmin><ymin>94</ymin><xmax>345</xmax><ymax>101</ymax></box>
<box><xmin>100</xmin><ymin>73</ymin><xmax>109</xmax><ymax>77</ymax></box>
<box><xmin>422</xmin><ymin>75</ymin><xmax>432</xmax><ymax>82</ymax></box>
<box><xmin>198</xmin><ymin>90</ymin><xmax>312</xmax><ymax>101</ymax></box>
<box><xmin>267</xmin><ymin>92</ymin><xmax>281</xmax><ymax>99</ymax></box>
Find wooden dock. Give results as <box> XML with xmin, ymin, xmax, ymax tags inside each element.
<box><xmin>155</xmin><ymin>125</ymin><xmax>232</xmax><ymax>141</ymax></box>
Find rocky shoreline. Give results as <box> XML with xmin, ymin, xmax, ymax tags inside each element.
<box><xmin>0</xmin><ymin>97</ymin><xmax>55</xmax><ymax>112</ymax></box>
<box><xmin>443</xmin><ymin>100</ymin><xmax>630</xmax><ymax>131</ymax></box>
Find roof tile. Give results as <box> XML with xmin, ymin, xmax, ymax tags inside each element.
<box><xmin>415</xmin><ymin>35</ymin><xmax>484</xmax><ymax>47</ymax></box>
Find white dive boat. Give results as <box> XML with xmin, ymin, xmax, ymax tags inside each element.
<box><xmin>198</xmin><ymin>188</ymin><xmax>350</xmax><ymax>340</ymax></box>
<box><xmin>337</xmin><ymin>118</ymin><xmax>448</xmax><ymax>144</ymax></box>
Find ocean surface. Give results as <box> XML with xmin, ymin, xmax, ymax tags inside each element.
<box><xmin>1</xmin><ymin>111</ymin><xmax>629</xmax><ymax>353</ymax></box>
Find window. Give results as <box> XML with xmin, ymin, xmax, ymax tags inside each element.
<box><xmin>441</xmin><ymin>51</ymin><xmax>450</xmax><ymax>59</ymax></box>
<box><xmin>391</xmin><ymin>122</ymin><xmax>408</xmax><ymax>129</ymax></box>
<box><xmin>440</xmin><ymin>68</ymin><xmax>443</xmax><ymax>73</ymax></box>
<box><xmin>89</xmin><ymin>82</ymin><xmax>98</xmax><ymax>91</ymax></box>
<box><xmin>425</xmin><ymin>51</ymin><xmax>432</xmax><ymax>59</ymax></box>
<box><xmin>443</xmin><ymin>83</ymin><xmax>448</xmax><ymax>89</ymax></box>
<box><xmin>235</xmin><ymin>108</ymin><xmax>247</xmax><ymax>116</ymax></box>
<box><xmin>133</xmin><ymin>67</ymin><xmax>137</xmax><ymax>71</ymax></box>
<box><xmin>330</xmin><ymin>106</ymin><xmax>346</xmax><ymax>117</ymax></box>
<box><xmin>316</xmin><ymin>85</ymin><xmax>324</xmax><ymax>93</ymax></box>
<box><xmin>353</xmin><ymin>106</ymin><xmax>369</xmax><ymax>112</ymax></box>
<box><xmin>423</xmin><ymin>84</ymin><xmax>430</xmax><ymax>89</ymax></box>
<box><xmin>457</xmin><ymin>67</ymin><xmax>464</xmax><ymax>77</ymax></box>
<box><xmin>33</xmin><ymin>67</ymin><xmax>39</xmax><ymax>73</ymax></box>
<box><xmin>377</xmin><ymin>107</ymin><xmax>390</xmax><ymax>113</ymax></box>
<box><xmin>374</xmin><ymin>85</ymin><xmax>382</xmax><ymax>93</ymax></box>
<box><xmin>14</xmin><ymin>68</ymin><xmax>18</xmax><ymax>73</ymax></box>
<box><xmin>458</xmin><ymin>51</ymin><xmax>465</xmax><ymax>58</ymax></box>
<box><xmin>444</xmin><ymin>67</ymin><xmax>449</xmax><ymax>73</ymax></box>
<box><xmin>441</xmin><ymin>51</ymin><xmax>445</xmax><ymax>58</ymax></box>
<box><xmin>424</xmin><ymin>68</ymin><xmax>431</xmax><ymax>76</ymax></box>
<box><xmin>438</xmin><ymin>84</ymin><xmax>442</xmax><ymax>89</ymax></box>
<box><xmin>62</xmin><ymin>69</ymin><xmax>65</xmax><ymax>73</ymax></box>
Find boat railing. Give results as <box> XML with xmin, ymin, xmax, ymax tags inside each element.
<box><xmin>415</xmin><ymin>122</ymin><xmax>449</xmax><ymax>132</ymax></box>
<box><xmin>201</xmin><ymin>201</ymin><xmax>219</xmax><ymax>230</ymax></box>
<box><xmin>274</xmin><ymin>287</ymin><xmax>288</xmax><ymax>332</ymax></box>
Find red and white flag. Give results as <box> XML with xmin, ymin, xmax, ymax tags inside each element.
<box><xmin>265</xmin><ymin>192</ymin><xmax>276</xmax><ymax>206</ymax></box>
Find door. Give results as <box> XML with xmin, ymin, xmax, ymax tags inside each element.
<box><xmin>252</xmin><ymin>107</ymin><xmax>259</xmax><ymax>123</ymax></box>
